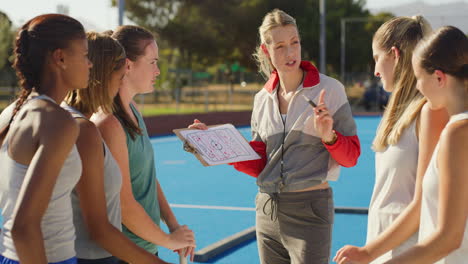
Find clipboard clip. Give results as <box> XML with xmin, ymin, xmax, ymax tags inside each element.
<box><xmin>183</xmin><ymin>140</ymin><xmax>198</xmax><ymax>154</ymax></box>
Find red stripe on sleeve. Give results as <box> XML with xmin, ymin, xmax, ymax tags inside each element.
<box><xmin>322</xmin><ymin>131</ymin><xmax>360</xmax><ymax>167</ymax></box>
<box><xmin>228</xmin><ymin>141</ymin><xmax>267</xmax><ymax>177</ymax></box>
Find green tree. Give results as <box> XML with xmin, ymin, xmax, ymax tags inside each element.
<box><xmin>0</xmin><ymin>11</ymin><xmax>14</xmax><ymax>70</ymax></box>
<box><xmin>117</xmin><ymin>0</ymin><xmax>382</xmax><ymax>77</ymax></box>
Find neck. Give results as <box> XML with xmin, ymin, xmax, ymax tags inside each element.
<box><xmin>38</xmin><ymin>77</ymin><xmax>69</xmax><ymax>103</ymax></box>
<box><xmin>120</xmin><ymin>82</ymin><xmax>137</xmax><ymax>113</ymax></box>
<box><xmin>445</xmin><ymin>84</ymin><xmax>468</xmax><ymax>116</ymax></box>
<box><xmin>277</xmin><ymin>68</ymin><xmax>304</xmax><ymax>93</ymax></box>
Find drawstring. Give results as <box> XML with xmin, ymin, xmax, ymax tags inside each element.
<box><xmin>263</xmin><ymin>193</ymin><xmax>279</xmax><ymax>221</ymax></box>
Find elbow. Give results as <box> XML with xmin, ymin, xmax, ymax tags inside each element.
<box><xmin>434</xmin><ymin>229</ymin><xmax>464</xmax><ymax>257</ymax></box>
<box><xmin>339</xmin><ymin>154</ymin><xmax>359</xmax><ymax>168</ymax></box>
<box><xmin>343</xmin><ymin>157</ymin><xmax>359</xmax><ymax>168</ymax></box>
<box><xmin>88</xmin><ymin>222</ymin><xmax>112</xmax><ymax>245</ymax></box>
<box><xmin>11</xmin><ymin>219</ymin><xmax>39</xmax><ymax>243</ymax></box>
<box><xmin>445</xmin><ymin>233</ymin><xmax>464</xmax><ymax>253</ymax></box>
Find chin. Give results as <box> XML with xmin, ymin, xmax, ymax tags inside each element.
<box><xmin>141</xmin><ymin>86</ymin><xmax>154</xmax><ymax>94</ymax></box>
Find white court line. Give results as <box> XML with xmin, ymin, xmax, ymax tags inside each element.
<box><xmin>170</xmin><ymin>203</ymin><xmax>255</xmax><ymax>212</ymax></box>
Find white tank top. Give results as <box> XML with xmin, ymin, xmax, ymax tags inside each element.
<box><xmin>419</xmin><ymin>112</ymin><xmax>468</xmax><ymax>264</ymax></box>
<box><xmin>0</xmin><ymin>95</ymin><xmax>82</xmax><ymax>262</ymax></box>
<box><xmin>62</xmin><ymin>104</ymin><xmax>123</xmax><ymax>259</ymax></box>
<box><xmin>367</xmin><ymin>120</ymin><xmax>419</xmax><ymax>263</ymax></box>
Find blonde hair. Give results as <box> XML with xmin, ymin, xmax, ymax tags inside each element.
<box><xmin>372</xmin><ymin>16</ymin><xmax>432</xmax><ymax>151</ymax></box>
<box><xmin>65</xmin><ymin>31</ymin><xmax>126</xmax><ymax>114</ymax></box>
<box><xmin>253</xmin><ymin>9</ymin><xmax>298</xmax><ymax>80</ymax></box>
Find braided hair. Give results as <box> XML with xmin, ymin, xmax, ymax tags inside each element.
<box><xmin>0</xmin><ymin>14</ymin><xmax>85</xmax><ymax>141</ymax></box>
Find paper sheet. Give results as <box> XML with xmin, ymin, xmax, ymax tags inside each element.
<box><xmin>174</xmin><ymin>124</ymin><xmax>261</xmax><ymax>166</ymax></box>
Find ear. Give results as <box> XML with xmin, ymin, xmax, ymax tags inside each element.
<box><xmin>390</xmin><ymin>46</ymin><xmax>400</xmax><ymax>60</ymax></box>
<box><xmin>125</xmin><ymin>58</ymin><xmax>133</xmax><ymax>72</ymax></box>
<box><xmin>261</xmin><ymin>44</ymin><xmax>269</xmax><ymax>57</ymax></box>
<box><xmin>433</xmin><ymin>69</ymin><xmax>447</xmax><ymax>86</ymax></box>
<box><xmin>51</xmin><ymin>49</ymin><xmax>66</xmax><ymax>69</ymax></box>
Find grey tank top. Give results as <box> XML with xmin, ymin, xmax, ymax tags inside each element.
<box><xmin>0</xmin><ymin>95</ymin><xmax>82</xmax><ymax>262</ymax></box>
<box><xmin>62</xmin><ymin>104</ymin><xmax>123</xmax><ymax>259</ymax></box>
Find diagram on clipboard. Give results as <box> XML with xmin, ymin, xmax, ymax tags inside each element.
<box><xmin>174</xmin><ymin>124</ymin><xmax>261</xmax><ymax>166</ymax></box>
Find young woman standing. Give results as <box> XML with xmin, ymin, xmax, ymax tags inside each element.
<box><xmin>63</xmin><ymin>31</ymin><xmax>170</xmax><ymax>264</ymax></box>
<box><xmin>0</xmin><ymin>14</ymin><xmax>91</xmax><ymax>264</ymax></box>
<box><xmin>190</xmin><ymin>9</ymin><xmax>360</xmax><ymax>264</ymax></box>
<box><xmin>92</xmin><ymin>26</ymin><xmax>195</xmax><ymax>262</ymax></box>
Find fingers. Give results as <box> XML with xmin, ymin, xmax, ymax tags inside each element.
<box><xmin>338</xmin><ymin>256</ymin><xmax>350</xmax><ymax>264</ymax></box>
<box><xmin>188</xmin><ymin>119</ymin><xmax>208</xmax><ymax>130</ymax></box>
<box><xmin>334</xmin><ymin>246</ymin><xmax>348</xmax><ymax>263</ymax></box>
<box><xmin>188</xmin><ymin>246</ymin><xmax>195</xmax><ymax>261</ymax></box>
<box><xmin>318</xmin><ymin>89</ymin><xmax>326</xmax><ymax>105</ymax></box>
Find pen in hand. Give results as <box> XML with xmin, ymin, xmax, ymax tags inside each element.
<box><xmin>302</xmin><ymin>94</ymin><xmax>322</xmax><ymax>112</ymax></box>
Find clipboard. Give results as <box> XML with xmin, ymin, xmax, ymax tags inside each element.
<box><xmin>173</xmin><ymin>123</ymin><xmax>261</xmax><ymax>166</ymax></box>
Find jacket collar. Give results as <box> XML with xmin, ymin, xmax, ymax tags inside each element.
<box><xmin>263</xmin><ymin>61</ymin><xmax>320</xmax><ymax>93</ymax></box>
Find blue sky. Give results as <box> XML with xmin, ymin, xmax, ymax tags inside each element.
<box><xmin>1</xmin><ymin>0</ymin><xmax>467</xmax><ymax>30</ymax></box>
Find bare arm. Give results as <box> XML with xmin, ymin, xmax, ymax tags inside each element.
<box><xmin>385</xmin><ymin>120</ymin><xmax>468</xmax><ymax>263</ymax></box>
<box><xmin>94</xmin><ymin>114</ymin><xmax>195</xmax><ymax>251</ymax></box>
<box><xmin>73</xmin><ymin>119</ymin><xmax>166</xmax><ymax>264</ymax></box>
<box><xmin>157</xmin><ymin>181</ymin><xmax>196</xmax><ymax>260</ymax></box>
<box><xmin>12</xmin><ymin>111</ymin><xmax>79</xmax><ymax>264</ymax></box>
<box><xmin>334</xmin><ymin>104</ymin><xmax>448</xmax><ymax>263</ymax></box>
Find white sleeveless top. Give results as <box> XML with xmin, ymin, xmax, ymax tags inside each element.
<box><xmin>367</xmin><ymin>120</ymin><xmax>419</xmax><ymax>263</ymax></box>
<box><xmin>419</xmin><ymin>112</ymin><xmax>468</xmax><ymax>264</ymax></box>
<box><xmin>62</xmin><ymin>104</ymin><xmax>123</xmax><ymax>259</ymax></box>
<box><xmin>0</xmin><ymin>95</ymin><xmax>82</xmax><ymax>262</ymax></box>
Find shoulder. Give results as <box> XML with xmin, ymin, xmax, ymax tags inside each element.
<box><xmin>443</xmin><ymin>118</ymin><xmax>468</xmax><ymax>143</ymax></box>
<box><xmin>75</xmin><ymin>118</ymin><xmax>102</xmax><ymax>147</ymax></box>
<box><xmin>420</xmin><ymin>103</ymin><xmax>447</xmax><ymax>119</ymax></box>
<box><xmin>439</xmin><ymin>118</ymin><xmax>468</xmax><ymax>161</ymax></box>
<box><xmin>319</xmin><ymin>74</ymin><xmax>345</xmax><ymax>91</ymax></box>
<box><xmin>419</xmin><ymin>103</ymin><xmax>449</xmax><ymax>127</ymax></box>
<box><xmin>254</xmin><ymin>87</ymin><xmax>269</xmax><ymax>100</ymax></box>
<box><xmin>92</xmin><ymin>112</ymin><xmax>124</xmax><ymax>133</ymax></box>
<box><xmin>27</xmin><ymin>101</ymin><xmax>80</xmax><ymax>144</ymax></box>
<box><xmin>91</xmin><ymin>112</ymin><xmax>127</xmax><ymax>145</ymax></box>
<box><xmin>318</xmin><ymin>74</ymin><xmax>346</xmax><ymax>101</ymax></box>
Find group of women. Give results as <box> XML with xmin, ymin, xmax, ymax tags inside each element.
<box><xmin>0</xmin><ymin>8</ymin><xmax>466</xmax><ymax>264</ymax></box>
<box><xmin>0</xmin><ymin>14</ymin><xmax>194</xmax><ymax>264</ymax></box>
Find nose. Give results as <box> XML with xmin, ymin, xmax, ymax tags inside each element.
<box><xmin>88</xmin><ymin>58</ymin><xmax>93</xmax><ymax>68</ymax></box>
<box><xmin>286</xmin><ymin>46</ymin><xmax>293</xmax><ymax>58</ymax></box>
<box><xmin>154</xmin><ymin>65</ymin><xmax>160</xmax><ymax>77</ymax></box>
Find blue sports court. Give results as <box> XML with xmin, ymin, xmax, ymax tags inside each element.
<box><xmin>155</xmin><ymin>116</ymin><xmax>380</xmax><ymax>263</ymax></box>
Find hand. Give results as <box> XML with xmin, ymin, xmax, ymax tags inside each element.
<box><xmin>313</xmin><ymin>89</ymin><xmax>334</xmax><ymax>142</ymax></box>
<box><xmin>166</xmin><ymin>225</ymin><xmax>196</xmax><ymax>251</ymax></box>
<box><xmin>333</xmin><ymin>245</ymin><xmax>372</xmax><ymax>264</ymax></box>
<box><xmin>175</xmin><ymin>246</ymin><xmax>196</xmax><ymax>262</ymax></box>
<box><xmin>188</xmin><ymin>119</ymin><xmax>208</xmax><ymax>130</ymax></box>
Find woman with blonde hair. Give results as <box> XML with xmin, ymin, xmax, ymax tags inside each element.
<box><xmin>334</xmin><ymin>16</ymin><xmax>449</xmax><ymax>264</ymax></box>
<box><xmin>189</xmin><ymin>9</ymin><xmax>360</xmax><ymax>264</ymax></box>
<box><xmin>383</xmin><ymin>25</ymin><xmax>468</xmax><ymax>264</ymax></box>
<box><xmin>63</xmin><ymin>31</ymin><xmax>169</xmax><ymax>264</ymax></box>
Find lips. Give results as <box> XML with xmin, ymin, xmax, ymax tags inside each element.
<box><xmin>286</xmin><ymin>60</ymin><xmax>297</xmax><ymax>66</ymax></box>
